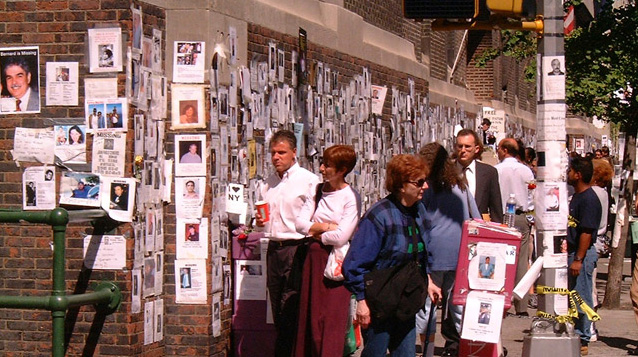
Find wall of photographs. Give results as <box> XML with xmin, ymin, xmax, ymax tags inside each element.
<box><xmin>1</xmin><ymin>1</ymin><xmax>603</xmax><ymax>355</ymax></box>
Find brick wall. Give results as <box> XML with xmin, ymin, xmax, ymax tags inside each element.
<box><xmin>466</xmin><ymin>30</ymin><xmax>495</xmax><ymax>101</ymax></box>
<box><xmin>466</xmin><ymin>30</ymin><xmax>537</xmax><ymax>114</ymax></box>
<box><xmin>0</xmin><ymin>1</ymin><xmax>166</xmax><ymax>356</ymax></box>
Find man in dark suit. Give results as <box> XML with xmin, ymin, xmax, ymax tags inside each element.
<box><xmin>109</xmin><ymin>183</ymin><xmax>128</xmax><ymax>210</ymax></box>
<box><xmin>455</xmin><ymin>129</ymin><xmax>503</xmax><ymax>223</ymax></box>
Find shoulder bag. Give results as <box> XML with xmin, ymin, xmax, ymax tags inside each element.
<box><xmin>363</xmin><ymin>220</ymin><xmax>428</xmax><ymax>321</ymax></box>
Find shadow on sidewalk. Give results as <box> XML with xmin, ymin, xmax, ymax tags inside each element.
<box><xmin>598</xmin><ymin>335</ymin><xmax>637</xmax><ymax>352</ymax></box>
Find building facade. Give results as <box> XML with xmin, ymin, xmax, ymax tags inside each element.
<box><xmin>0</xmin><ymin>0</ymin><xmax>607</xmax><ymax>355</ymax></box>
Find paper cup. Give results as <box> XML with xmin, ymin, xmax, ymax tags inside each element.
<box><xmin>256</xmin><ymin>201</ymin><xmax>270</xmax><ymax>222</ymax></box>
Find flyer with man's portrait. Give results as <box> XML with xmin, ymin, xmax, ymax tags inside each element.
<box><xmin>0</xmin><ymin>46</ymin><xmax>41</xmax><ymax>114</ymax></box>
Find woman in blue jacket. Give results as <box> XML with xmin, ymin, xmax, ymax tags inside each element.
<box><xmin>343</xmin><ymin>154</ymin><xmax>430</xmax><ymax>356</ymax></box>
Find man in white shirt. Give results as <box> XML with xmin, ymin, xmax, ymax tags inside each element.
<box><xmin>256</xmin><ymin>129</ymin><xmax>319</xmax><ymax>356</ymax></box>
<box><xmin>89</xmin><ymin>108</ymin><xmax>99</xmax><ymax>130</ymax></box>
<box><xmin>495</xmin><ymin>138</ymin><xmax>535</xmax><ymax>316</ymax></box>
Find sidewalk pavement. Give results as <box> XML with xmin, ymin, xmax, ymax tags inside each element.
<box><xmin>352</xmin><ymin>257</ymin><xmax>638</xmax><ymax>356</ymax></box>
<box><xmin>429</xmin><ymin>257</ymin><xmax>638</xmax><ymax>356</ymax></box>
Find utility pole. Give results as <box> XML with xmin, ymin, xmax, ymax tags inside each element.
<box><xmin>522</xmin><ymin>0</ymin><xmax>580</xmax><ymax>355</ymax></box>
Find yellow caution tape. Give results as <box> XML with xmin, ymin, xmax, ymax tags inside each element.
<box><xmin>535</xmin><ymin>310</ymin><xmax>572</xmax><ymax>324</ymax></box>
<box><xmin>535</xmin><ymin>285</ymin><xmax>600</xmax><ymax>322</ymax></box>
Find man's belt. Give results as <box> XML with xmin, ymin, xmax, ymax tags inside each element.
<box><xmin>269</xmin><ymin>237</ymin><xmax>309</xmax><ymax>247</ymax></box>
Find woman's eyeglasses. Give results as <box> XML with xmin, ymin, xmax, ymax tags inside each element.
<box><xmin>407</xmin><ymin>179</ymin><xmax>426</xmax><ymax>187</ymax></box>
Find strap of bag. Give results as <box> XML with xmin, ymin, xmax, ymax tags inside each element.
<box><xmin>313</xmin><ymin>182</ymin><xmax>324</xmax><ymax>214</ymax></box>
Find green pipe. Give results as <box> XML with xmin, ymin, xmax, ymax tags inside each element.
<box><xmin>0</xmin><ymin>209</ymin><xmax>122</xmax><ymax>357</ymax></box>
<box><xmin>51</xmin><ymin>210</ymin><xmax>67</xmax><ymax>357</ymax></box>
<box><xmin>0</xmin><ymin>207</ymin><xmax>68</xmax><ymax>225</ymax></box>
<box><xmin>0</xmin><ymin>283</ymin><xmax>119</xmax><ymax>310</ymax></box>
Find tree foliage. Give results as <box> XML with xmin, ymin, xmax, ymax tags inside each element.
<box><xmin>475</xmin><ymin>1</ymin><xmax>638</xmax><ymax>130</ymax></box>
<box><xmin>566</xmin><ymin>1</ymin><xmax>638</xmax><ymax>131</ymax></box>
<box><xmin>474</xmin><ymin>30</ymin><xmax>537</xmax><ymax>82</ymax></box>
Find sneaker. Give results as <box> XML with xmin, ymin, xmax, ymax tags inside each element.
<box><xmin>590</xmin><ymin>333</ymin><xmax>597</xmax><ymax>342</ymax></box>
<box><xmin>581</xmin><ymin>345</ymin><xmax>588</xmax><ymax>355</ymax></box>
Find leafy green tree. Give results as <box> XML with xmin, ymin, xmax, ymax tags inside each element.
<box><xmin>566</xmin><ymin>1</ymin><xmax>638</xmax><ymax>309</ymax></box>
<box><xmin>565</xmin><ymin>1</ymin><xmax>638</xmax><ymax>130</ymax></box>
<box><xmin>476</xmin><ymin>2</ymin><xmax>637</xmax><ymax>128</ymax></box>
<box><xmin>474</xmin><ymin>30</ymin><xmax>537</xmax><ymax>82</ymax></box>
<box><xmin>475</xmin><ymin>1</ymin><xmax>638</xmax><ymax>308</ymax></box>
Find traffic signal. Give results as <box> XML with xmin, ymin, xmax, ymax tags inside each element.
<box><xmin>486</xmin><ymin>0</ymin><xmax>536</xmax><ymax>18</ymax></box>
<box><xmin>403</xmin><ymin>0</ymin><xmax>536</xmax><ymax>20</ymax></box>
<box><xmin>403</xmin><ymin>0</ymin><xmax>479</xmax><ymax>19</ymax></box>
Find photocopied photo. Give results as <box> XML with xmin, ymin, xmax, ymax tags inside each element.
<box><xmin>100</xmin><ymin>177</ymin><xmax>136</xmax><ymax>222</ymax></box>
<box><xmin>212</xmin><ymin>293</ymin><xmax>222</xmax><ymax>337</ymax></box>
<box><xmin>0</xmin><ymin>46</ymin><xmax>41</xmax><ymax>114</ymax></box>
<box><xmin>85</xmin><ymin>98</ymin><xmax>128</xmax><ymax>132</ymax></box>
<box><xmin>174</xmin><ymin>259</ymin><xmax>208</xmax><ymax>304</ymax></box>
<box><xmin>176</xmin><ymin>217</ymin><xmax>209</xmax><ymax>260</ymax></box>
<box><xmin>131</xmin><ymin>6</ymin><xmax>142</xmax><ymax>51</ymax></box>
<box><xmin>542</xmin><ymin>231</ymin><xmax>568</xmax><ymax>268</ymax></box>
<box><xmin>59</xmin><ymin>172</ymin><xmax>100</xmax><ymax>207</ymax></box>
<box><xmin>175</xmin><ymin>176</ymin><xmax>205</xmax><ymax>219</ymax></box>
<box><xmin>45</xmin><ymin>61</ymin><xmax>78</xmax><ymax>106</ymax></box>
<box><xmin>144</xmin><ymin>300</ymin><xmax>154</xmax><ymax>345</ymax></box>
<box><xmin>142</xmin><ymin>36</ymin><xmax>153</xmax><ymax>69</ymax></box>
<box><xmin>152</xmin><ymin>29</ymin><xmax>162</xmax><ymax>73</ymax></box>
<box><xmin>461</xmin><ymin>290</ymin><xmax>505</xmax><ymax>344</ymax></box>
<box><xmin>542</xmin><ymin>55</ymin><xmax>566</xmax><ymax>101</ymax></box>
<box><xmin>234</xmin><ymin>260</ymin><xmax>267</xmax><ymax>301</ymax></box>
<box><xmin>468</xmin><ymin>242</ymin><xmax>508</xmax><ymax>292</ymax></box>
<box><xmin>54</xmin><ymin>124</ymin><xmax>87</xmax><ymax>164</ymax></box>
<box><xmin>131</xmin><ymin>268</ymin><xmax>142</xmax><ymax>313</ymax></box>
<box><xmin>154</xmin><ymin>298</ymin><xmax>164</xmax><ymax>343</ymax></box>
<box><xmin>22</xmin><ymin>166</ymin><xmax>56</xmax><ymax>210</ymax></box>
<box><xmin>174</xmin><ymin>134</ymin><xmax>206</xmax><ymax>177</ymax></box>
<box><xmin>88</xmin><ymin>27</ymin><xmax>123</xmax><ymax>73</ymax></box>
<box><xmin>143</xmin><ymin>256</ymin><xmax>157</xmax><ymax>298</ymax></box>
<box><xmin>92</xmin><ymin>131</ymin><xmax>126</xmax><ymax>177</ymax></box>
<box><xmin>370</xmin><ymin>84</ymin><xmax>387</xmax><ymax>115</ymax></box>
<box><xmin>534</xmin><ymin>181</ymin><xmax>568</xmax><ymax>231</ymax></box>
<box><xmin>154</xmin><ymin>251</ymin><xmax>164</xmax><ymax>296</ymax></box>
<box><xmin>170</xmin><ymin>84</ymin><xmax>206</xmax><ymax>129</ymax></box>
<box><xmin>172</xmin><ymin>41</ymin><xmax>205</xmax><ymax>83</ymax></box>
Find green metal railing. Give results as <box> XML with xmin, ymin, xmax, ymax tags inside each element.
<box><xmin>0</xmin><ymin>208</ymin><xmax>122</xmax><ymax>357</ymax></box>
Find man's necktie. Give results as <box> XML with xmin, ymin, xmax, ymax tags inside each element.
<box><xmin>15</xmin><ymin>99</ymin><xmax>22</xmax><ymax>112</ymax></box>
<box><xmin>462</xmin><ymin>166</ymin><xmax>469</xmax><ymax>186</ymax></box>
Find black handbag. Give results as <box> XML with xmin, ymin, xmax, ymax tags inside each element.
<box><xmin>363</xmin><ymin>222</ymin><xmax>428</xmax><ymax>321</ymax></box>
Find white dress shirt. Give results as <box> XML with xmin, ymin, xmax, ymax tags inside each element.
<box><xmin>462</xmin><ymin>160</ymin><xmax>477</xmax><ymax>198</ymax></box>
<box><xmin>495</xmin><ymin>157</ymin><xmax>534</xmax><ymax>212</ymax></box>
<box><xmin>259</xmin><ymin>162</ymin><xmax>320</xmax><ymax>241</ymax></box>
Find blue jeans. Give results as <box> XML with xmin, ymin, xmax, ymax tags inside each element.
<box><xmin>568</xmin><ymin>245</ymin><xmax>598</xmax><ymax>344</ymax></box>
<box><xmin>362</xmin><ymin>316</ymin><xmax>416</xmax><ymax>357</ymax></box>
<box><xmin>415</xmin><ymin>271</ymin><xmax>463</xmax><ymax>346</ymax></box>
